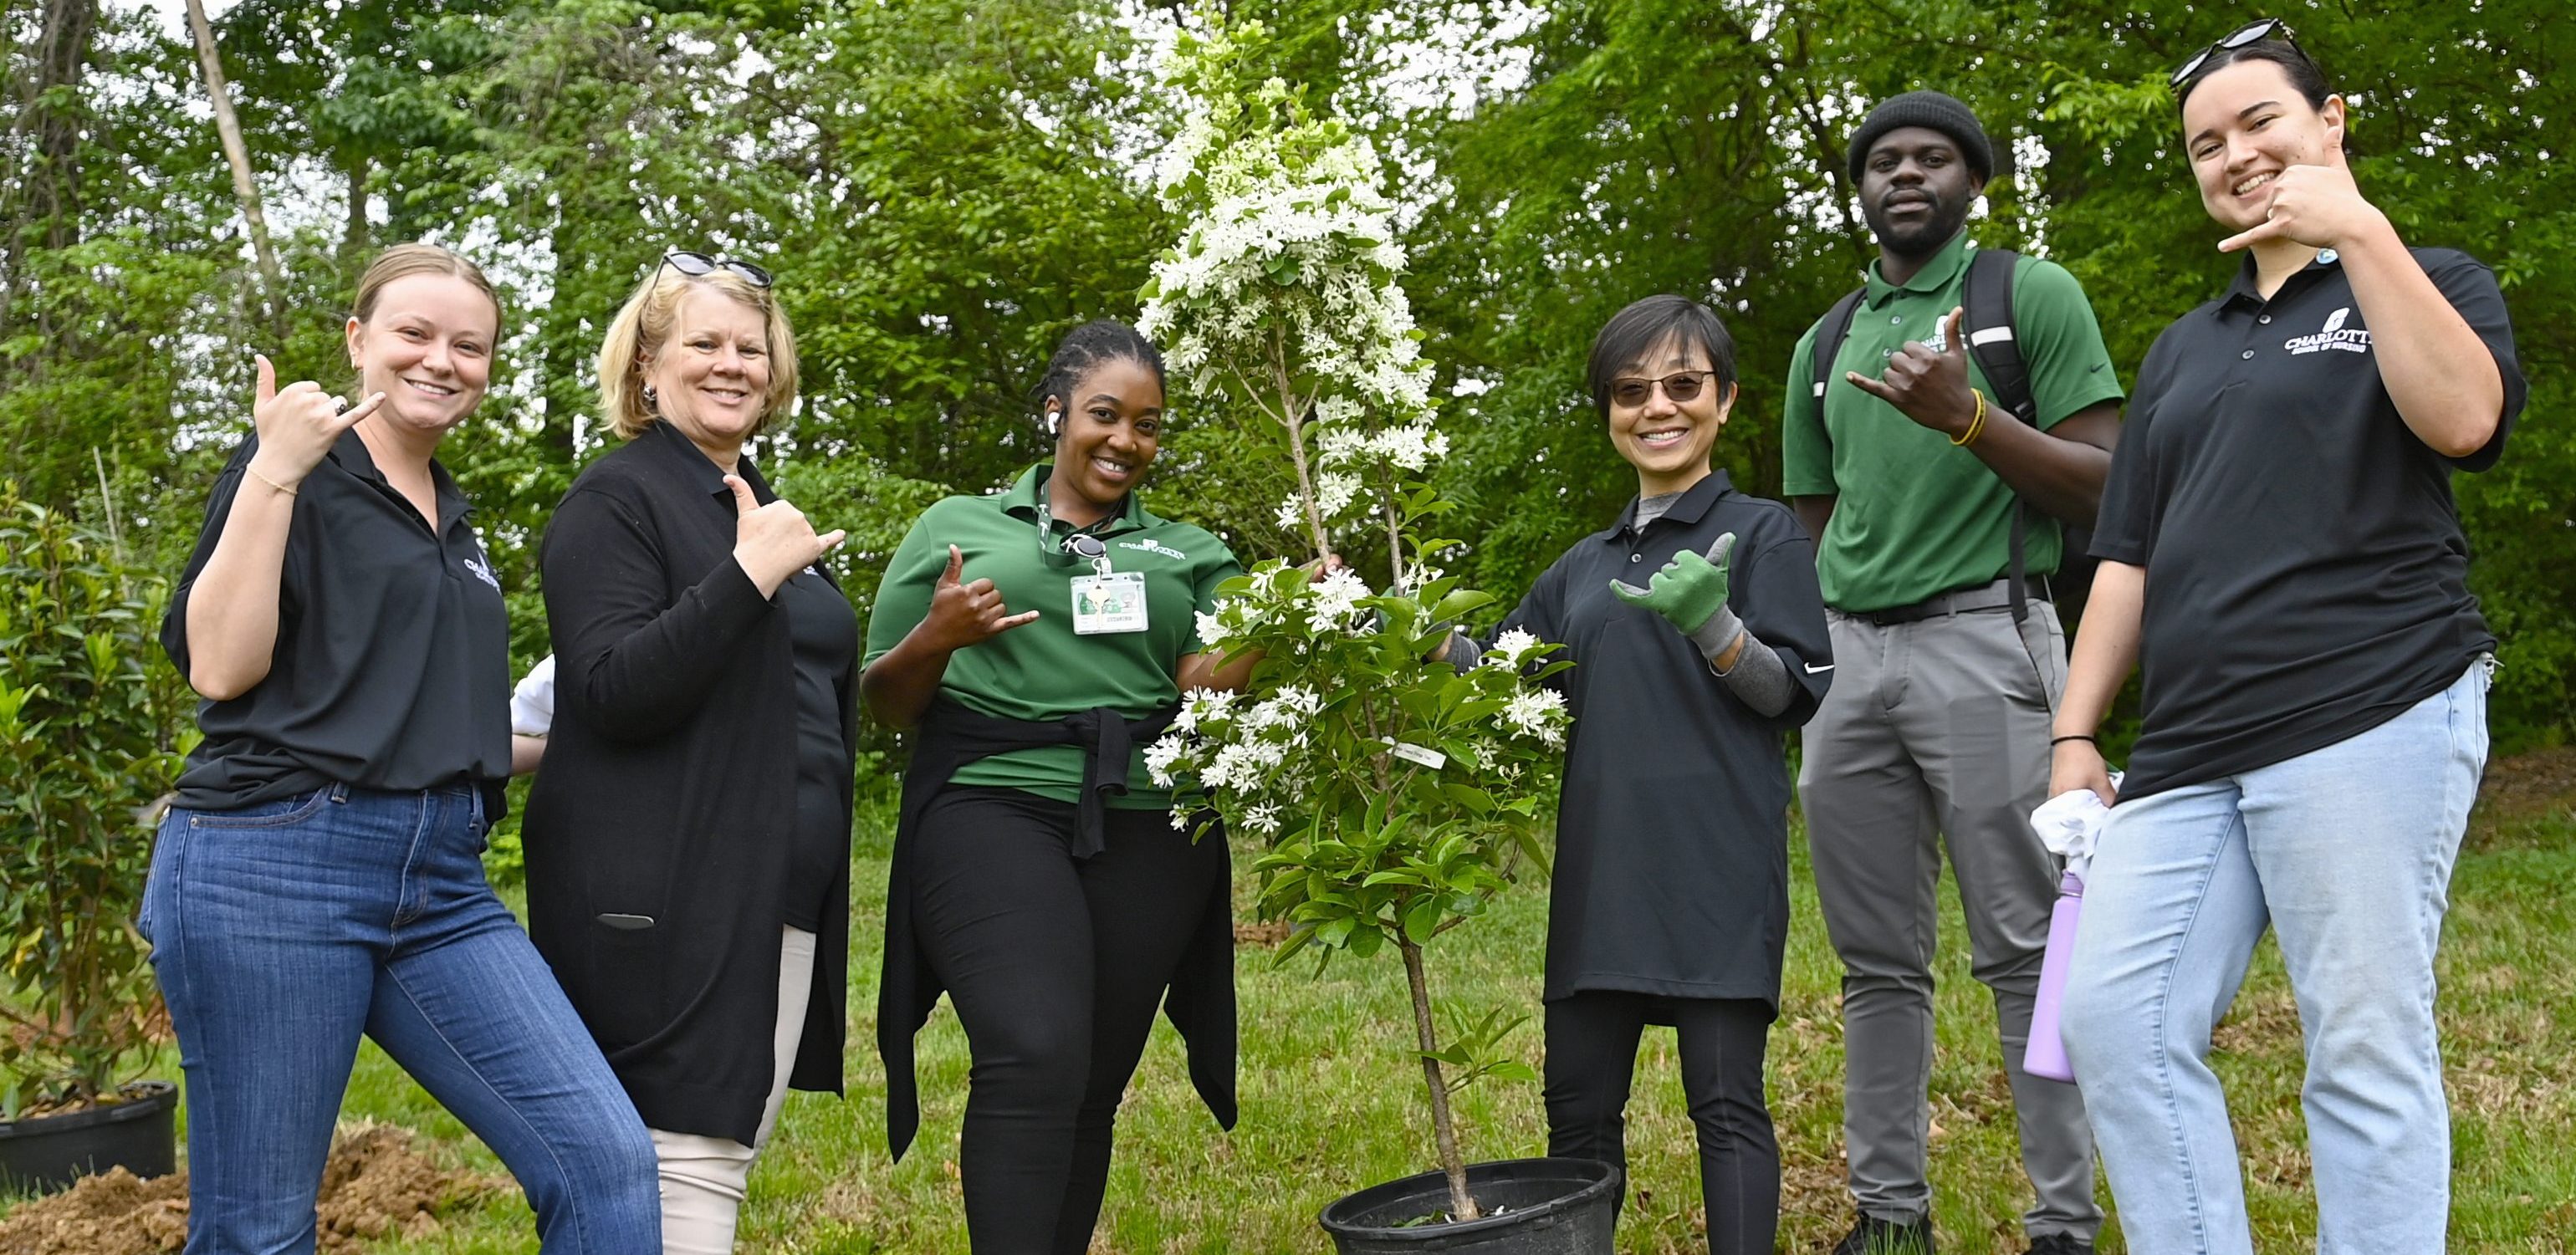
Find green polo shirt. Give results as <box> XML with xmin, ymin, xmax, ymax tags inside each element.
<box><xmin>863</xmin><ymin>463</ymin><xmax>1243</xmax><ymax>807</ymax></box>
<box><xmin>1781</xmin><ymin>232</ymin><xmax>2124</xmax><ymax>613</ymax></box>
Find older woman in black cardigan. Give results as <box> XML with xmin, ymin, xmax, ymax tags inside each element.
<box><xmin>522</xmin><ymin>252</ymin><xmax>852</xmax><ymax>1254</ymax></box>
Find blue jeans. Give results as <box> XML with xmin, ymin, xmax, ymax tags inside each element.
<box><xmin>2061</xmin><ymin>660</ymin><xmax>2491</xmax><ymax>1255</ymax></box>
<box><xmin>141</xmin><ymin>783</ymin><xmax>659</xmax><ymax>1255</ymax></box>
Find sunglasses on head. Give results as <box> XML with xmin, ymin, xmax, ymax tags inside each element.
<box><xmin>1607</xmin><ymin>370</ymin><xmax>1720</xmax><ymax>408</ymax></box>
<box><xmin>2170</xmin><ymin>17</ymin><xmax>2303</xmax><ymax>88</ymax></box>
<box><xmin>657</xmin><ymin>250</ymin><xmax>774</xmax><ymax>289</ymax></box>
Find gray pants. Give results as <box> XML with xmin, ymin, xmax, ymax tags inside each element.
<box><xmin>1798</xmin><ymin>584</ymin><xmax>2099</xmax><ymax>1238</ymax></box>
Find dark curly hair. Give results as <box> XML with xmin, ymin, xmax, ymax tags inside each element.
<box><xmin>1034</xmin><ymin>319</ymin><xmax>1168</xmax><ymax>434</ymax></box>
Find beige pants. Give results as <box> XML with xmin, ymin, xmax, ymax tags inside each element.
<box><xmin>649</xmin><ymin>926</ymin><xmax>815</xmax><ymax>1255</ymax></box>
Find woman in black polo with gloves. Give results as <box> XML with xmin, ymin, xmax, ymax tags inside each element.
<box><xmin>522</xmin><ymin>252</ymin><xmax>855</xmax><ymax>1254</ymax></box>
<box><xmin>1444</xmin><ymin>296</ymin><xmax>1832</xmax><ymax>1255</ymax></box>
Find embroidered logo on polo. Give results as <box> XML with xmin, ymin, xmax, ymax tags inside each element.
<box><xmin>1117</xmin><ymin>538</ymin><xmax>1188</xmax><ymax>561</ymax></box>
<box><xmin>463</xmin><ymin>544</ymin><xmax>502</xmax><ymax>591</ymax></box>
<box><xmin>2284</xmin><ymin>306</ymin><xmax>2371</xmax><ymax>356</ymax></box>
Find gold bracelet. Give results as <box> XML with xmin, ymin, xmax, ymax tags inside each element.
<box><xmin>1951</xmin><ymin>388</ymin><xmax>1989</xmax><ymax>446</ymax></box>
<box><xmin>246</xmin><ymin>463</ymin><xmax>299</xmax><ymax>497</ymax></box>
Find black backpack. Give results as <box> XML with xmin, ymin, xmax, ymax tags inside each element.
<box><xmin>1809</xmin><ymin>247</ymin><xmax>2097</xmax><ymax>621</ymax></box>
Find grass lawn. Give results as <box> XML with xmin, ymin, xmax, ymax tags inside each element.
<box><xmin>19</xmin><ymin>759</ymin><xmax>2576</xmax><ymax>1252</ymax></box>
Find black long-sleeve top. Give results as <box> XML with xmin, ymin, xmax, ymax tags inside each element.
<box><xmin>521</xmin><ymin>420</ymin><xmax>859</xmax><ymax>1145</ymax></box>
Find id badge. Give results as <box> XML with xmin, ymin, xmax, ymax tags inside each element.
<box><xmin>1071</xmin><ymin>571</ymin><xmax>1149</xmax><ymax>635</ymax></box>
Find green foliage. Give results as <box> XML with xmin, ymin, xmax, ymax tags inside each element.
<box><xmin>1403</xmin><ymin>0</ymin><xmax>2573</xmax><ymax>746</ymax></box>
<box><xmin>0</xmin><ymin>492</ymin><xmax>192</xmax><ymax>1115</ymax></box>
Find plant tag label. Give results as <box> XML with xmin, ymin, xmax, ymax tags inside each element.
<box><xmin>1071</xmin><ymin>572</ymin><xmax>1148</xmax><ymax>635</ymax></box>
<box><xmin>1384</xmin><ymin>739</ymin><xmax>1446</xmax><ymax>770</ymax></box>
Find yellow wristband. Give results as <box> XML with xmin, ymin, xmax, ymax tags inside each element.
<box><xmin>1951</xmin><ymin>388</ymin><xmax>1988</xmax><ymax>446</ymax></box>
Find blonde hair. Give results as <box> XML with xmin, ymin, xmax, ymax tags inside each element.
<box><xmin>346</xmin><ymin>243</ymin><xmax>503</xmax><ymax>393</ymax></box>
<box><xmin>597</xmin><ymin>264</ymin><xmax>800</xmax><ymax>440</ymax></box>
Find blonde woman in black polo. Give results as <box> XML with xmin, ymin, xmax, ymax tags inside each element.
<box><xmin>521</xmin><ymin>252</ymin><xmax>856</xmax><ymax>1254</ymax></box>
<box><xmin>147</xmin><ymin>243</ymin><xmax>657</xmax><ymax>1252</ymax></box>
<box><xmin>2052</xmin><ymin>27</ymin><xmax>2521</xmax><ymax>1255</ymax></box>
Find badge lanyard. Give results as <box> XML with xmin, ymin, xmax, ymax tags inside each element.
<box><xmin>1040</xmin><ymin>499</ymin><xmax>1147</xmax><ymax>635</ymax></box>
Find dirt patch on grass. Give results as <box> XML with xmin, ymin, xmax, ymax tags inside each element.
<box><xmin>2475</xmin><ymin>745</ymin><xmax>2576</xmax><ymax>829</ymax></box>
<box><xmin>1232</xmin><ymin>920</ymin><xmax>1291</xmax><ymax>947</ymax></box>
<box><xmin>0</xmin><ymin>1123</ymin><xmax>502</xmax><ymax>1254</ymax></box>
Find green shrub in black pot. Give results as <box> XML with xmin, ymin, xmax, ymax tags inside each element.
<box><xmin>0</xmin><ymin>490</ymin><xmax>192</xmax><ymax>1191</ymax></box>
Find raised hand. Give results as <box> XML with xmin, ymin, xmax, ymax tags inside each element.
<box><xmin>726</xmin><ymin>473</ymin><xmax>846</xmax><ymax>598</ymax></box>
<box><xmin>2218</xmin><ymin>140</ymin><xmax>2384</xmax><ymax>254</ymax></box>
<box><xmin>920</xmin><ymin>543</ymin><xmax>1040</xmax><ymax>650</ymax></box>
<box><xmin>248</xmin><ymin>353</ymin><xmax>383</xmax><ymax>490</ymax></box>
<box><xmin>1845</xmin><ymin>305</ymin><xmax>1980</xmax><ymax>441</ymax></box>
<box><xmin>1611</xmin><ymin>533</ymin><xmax>1736</xmax><ymax>637</ymax></box>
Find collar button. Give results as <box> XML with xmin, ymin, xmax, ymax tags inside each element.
<box><xmin>2258</xmin><ymin>314</ymin><xmax>2272</xmax><ymax>324</ymax></box>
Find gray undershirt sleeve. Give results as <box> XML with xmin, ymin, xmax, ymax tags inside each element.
<box><xmin>1691</xmin><ymin>608</ymin><xmax>1795</xmax><ymax>718</ymax></box>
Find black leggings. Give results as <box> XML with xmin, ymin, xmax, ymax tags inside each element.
<box><xmin>1543</xmin><ymin>992</ymin><xmax>1779</xmax><ymax>1255</ymax></box>
<box><xmin>912</xmin><ymin>786</ymin><xmax>1226</xmax><ymax>1254</ymax></box>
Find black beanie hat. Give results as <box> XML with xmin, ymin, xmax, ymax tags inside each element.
<box><xmin>1847</xmin><ymin>90</ymin><xmax>1996</xmax><ymax>186</ymax></box>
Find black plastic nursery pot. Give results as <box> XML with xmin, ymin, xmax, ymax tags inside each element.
<box><xmin>0</xmin><ymin>1080</ymin><xmax>180</xmax><ymax>1193</ymax></box>
<box><xmin>1319</xmin><ymin>1156</ymin><xmax>1618</xmax><ymax>1254</ymax></box>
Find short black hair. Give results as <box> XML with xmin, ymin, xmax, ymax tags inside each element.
<box><xmin>1035</xmin><ymin>319</ymin><xmax>1167</xmax><ymax>428</ymax></box>
<box><xmin>1586</xmin><ymin>296</ymin><xmax>1738</xmax><ymax>416</ymax></box>
<box><xmin>2175</xmin><ymin>38</ymin><xmax>2332</xmax><ymax>112</ymax></box>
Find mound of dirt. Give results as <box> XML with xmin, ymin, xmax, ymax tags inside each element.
<box><xmin>2476</xmin><ymin>744</ymin><xmax>2576</xmax><ymax>826</ymax></box>
<box><xmin>0</xmin><ymin>1123</ymin><xmax>501</xmax><ymax>1255</ymax></box>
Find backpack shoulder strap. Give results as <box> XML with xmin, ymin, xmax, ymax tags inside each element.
<box><xmin>1810</xmin><ymin>286</ymin><xmax>1868</xmax><ymax>411</ymax></box>
<box><xmin>1961</xmin><ymin>247</ymin><xmax>2037</xmax><ymax>426</ymax></box>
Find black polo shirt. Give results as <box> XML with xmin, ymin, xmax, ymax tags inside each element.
<box><xmin>1491</xmin><ymin>471</ymin><xmax>1832</xmax><ymax>1009</ymax></box>
<box><xmin>162</xmin><ymin>430</ymin><xmax>512</xmax><ymax>814</ymax></box>
<box><xmin>2094</xmin><ymin>246</ymin><xmax>2523</xmax><ymax>800</ymax></box>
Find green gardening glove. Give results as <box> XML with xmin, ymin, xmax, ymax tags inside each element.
<box><xmin>1610</xmin><ymin>533</ymin><xmax>1745</xmax><ymax>659</ymax></box>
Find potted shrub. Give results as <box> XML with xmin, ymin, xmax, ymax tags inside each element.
<box><xmin>0</xmin><ymin>489</ymin><xmax>191</xmax><ymax>1191</ymax></box>
<box><xmin>1138</xmin><ymin>18</ymin><xmax>1616</xmax><ymax>1250</ymax></box>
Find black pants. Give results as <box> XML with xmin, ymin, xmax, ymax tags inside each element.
<box><xmin>912</xmin><ymin>786</ymin><xmax>1225</xmax><ymax>1254</ymax></box>
<box><xmin>1543</xmin><ymin>992</ymin><xmax>1779</xmax><ymax>1255</ymax></box>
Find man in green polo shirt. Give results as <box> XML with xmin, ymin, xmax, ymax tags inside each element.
<box><xmin>1781</xmin><ymin>90</ymin><xmax>2123</xmax><ymax>1255</ymax></box>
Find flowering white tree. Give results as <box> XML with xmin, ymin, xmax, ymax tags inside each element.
<box><xmin>1138</xmin><ymin>12</ymin><xmax>1570</xmax><ymax>1223</ymax></box>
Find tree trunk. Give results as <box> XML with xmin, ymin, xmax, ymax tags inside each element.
<box><xmin>3</xmin><ymin>0</ymin><xmax>99</xmax><ymax>333</ymax></box>
<box><xmin>342</xmin><ymin>159</ymin><xmax>370</xmax><ymax>258</ymax></box>
<box><xmin>1400</xmin><ymin>936</ymin><xmax>1479</xmax><ymax>1222</ymax></box>
<box><xmin>182</xmin><ymin>0</ymin><xmax>286</xmax><ymax>338</ymax></box>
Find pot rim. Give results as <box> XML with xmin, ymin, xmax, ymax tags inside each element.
<box><xmin>0</xmin><ymin>1079</ymin><xmax>178</xmax><ymax>1137</ymax></box>
<box><xmin>1317</xmin><ymin>1155</ymin><xmax>1619</xmax><ymax>1239</ymax></box>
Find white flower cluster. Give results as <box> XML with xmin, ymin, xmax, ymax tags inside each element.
<box><xmin>1137</xmin><ymin>66</ymin><xmax>1435</xmax><ymax>446</ymax></box>
<box><xmin>1304</xmin><ymin>569</ymin><xmax>1372</xmax><ymax>635</ymax></box>
<box><xmin>1316</xmin><ymin>421</ymin><xmax>1450</xmax><ymax>474</ymax></box>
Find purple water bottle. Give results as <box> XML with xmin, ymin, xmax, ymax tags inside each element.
<box><xmin>2022</xmin><ymin>869</ymin><xmax>2084</xmax><ymax>1084</ymax></box>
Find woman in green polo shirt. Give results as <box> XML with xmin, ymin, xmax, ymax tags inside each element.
<box><xmin>861</xmin><ymin>320</ymin><xmax>1247</xmax><ymax>1254</ymax></box>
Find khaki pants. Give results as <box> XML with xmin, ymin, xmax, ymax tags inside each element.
<box><xmin>1797</xmin><ymin>587</ymin><xmax>2100</xmax><ymax>1239</ymax></box>
<box><xmin>649</xmin><ymin>926</ymin><xmax>815</xmax><ymax>1255</ymax></box>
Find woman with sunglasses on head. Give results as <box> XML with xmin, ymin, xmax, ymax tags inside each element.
<box><xmin>2052</xmin><ymin>25</ymin><xmax>2522</xmax><ymax>1255</ymax></box>
<box><xmin>149</xmin><ymin>242</ymin><xmax>659</xmax><ymax>1253</ymax></box>
<box><xmin>1434</xmin><ymin>296</ymin><xmax>1832</xmax><ymax>1254</ymax></box>
<box><xmin>862</xmin><ymin>319</ymin><xmax>1251</xmax><ymax>1253</ymax></box>
<box><xmin>520</xmin><ymin>250</ymin><xmax>857</xmax><ymax>1253</ymax></box>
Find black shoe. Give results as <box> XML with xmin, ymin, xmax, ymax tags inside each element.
<box><xmin>1832</xmin><ymin>1214</ymin><xmax>1935</xmax><ymax>1255</ymax></box>
<box><xmin>2025</xmin><ymin>1235</ymin><xmax>2093</xmax><ymax>1255</ymax></box>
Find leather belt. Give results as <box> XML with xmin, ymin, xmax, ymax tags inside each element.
<box><xmin>1848</xmin><ymin>575</ymin><xmax>2049</xmax><ymax>628</ymax></box>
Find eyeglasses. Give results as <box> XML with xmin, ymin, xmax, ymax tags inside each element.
<box><xmin>1035</xmin><ymin>513</ymin><xmax>1111</xmax><ymax>569</ymax></box>
<box><xmin>1607</xmin><ymin>370</ymin><xmax>1720</xmax><ymax>408</ymax></box>
<box><xmin>2170</xmin><ymin>18</ymin><xmax>2303</xmax><ymax>88</ymax></box>
<box><xmin>656</xmin><ymin>250</ymin><xmax>774</xmax><ymax>289</ymax></box>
